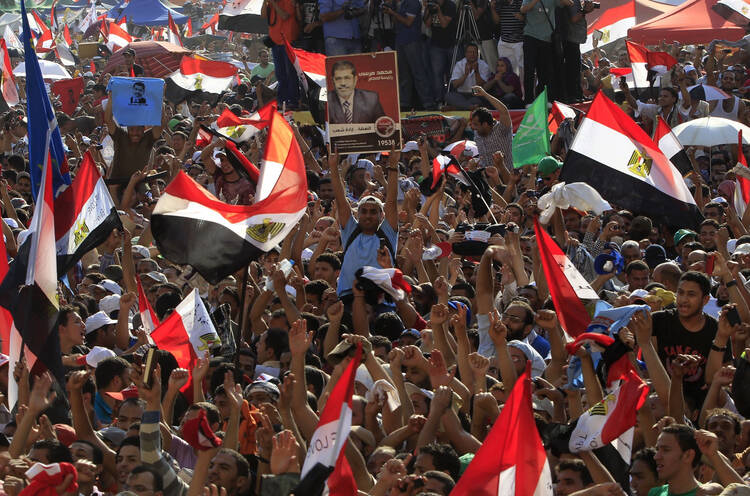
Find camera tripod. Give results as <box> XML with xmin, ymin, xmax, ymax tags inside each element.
<box><xmin>444</xmin><ymin>0</ymin><xmax>486</xmax><ymax>100</ymax></box>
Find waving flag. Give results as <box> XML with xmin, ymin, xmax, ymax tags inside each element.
<box><xmin>534</xmin><ymin>218</ymin><xmax>597</xmax><ymax>337</ymax></box>
<box><xmin>569</xmin><ymin>369</ymin><xmax>648</xmax><ymax>464</ymax></box>
<box><xmin>452</xmin><ymin>363</ymin><xmax>552</xmax><ymax>496</ymax></box>
<box><xmin>431</xmin><ymin>154</ymin><xmax>465</xmax><ymax>188</ymax></box>
<box><xmin>512</xmin><ymin>87</ymin><xmax>550</xmax><ymax>169</ymax></box>
<box><xmin>581</xmin><ymin>0</ymin><xmax>635</xmax><ymax>52</ymax></box>
<box><xmin>63</xmin><ymin>24</ymin><xmax>72</xmax><ymax>45</ymax></box>
<box><xmin>626</xmin><ymin>41</ymin><xmax>677</xmax><ymax>89</ymax></box>
<box><xmin>357</xmin><ymin>267</ymin><xmax>411</xmax><ymax>301</ymax></box>
<box><xmin>3</xmin><ymin>27</ymin><xmax>22</xmax><ymax>52</ymax></box>
<box><xmin>202</xmin><ymin>13</ymin><xmax>219</xmax><ymax>35</ymax></box>
<box><xmin>32</xmin><ymin>10</ymin><xmax>55</xmax><ymax>53</ymax></box>
<box><xmin>734</xmin><ymin>130</ymin><xmax>750</xmax><ymax>217</ymax></box>
<box><xmin>167</xmin><ymin>12</ymin><xmax>183</xmax><ymax>47</ymax></box>
<box><xmin>106</xmin><ymin>19</ymin><xmax>131</xmax><ymax>53</ymax></box>
<box><xmin>21</xmin><ymin>0</ymin><xmax>71</xmax><ymax>201</ymax></box>
<box><xmin>282</xmin><ymin>39</ymin><xmax>327</xmax><ymax>122</ymax></box>
<box><xmin>137</xmin><ymin>277</ymin><xmax>160</xmax><ymax>333</ymax></box>
<box><xmin>150</xmin><ymin>288</ymin><xmax>220</xmax><ymax>400</ymax></box>
<box><xmin>560</xmin><ymin>92</ymin><xmax>702</xmax><ymax>228</ymax></box>
<box><xmin>166</xmin><ymin>57</ymin><xmax>237</xmax><ymax>104</ymax></box>
<box><xmin>218</xmin><ymin>0</ymin><xmax>267</xmax><ymax>34</ymax></box>
<box><xmin>713</xmin><ymin>0</ymin><xmax>750</xmax><ymax>27</ymax></box>
<box><xmin>151</xmin><ymin>111</ymin><xmax>307</xmax><ymax>284</ymax></box>
<box><xmin>653</xmin><ymin>116</ymin><xmax>692</xmax><ymax>177</ymax></box>
<box><xmin>79</xmin><ymin>1</ymin><xmax>98</xmax><ymax>33</ymax></box>
<box><xmin>185</xmin><ymin>18</ymin><xmax>194</xmax><ymax>37</ymax></box>
<box><xmin>296</xmin><ymin>344</ymin><xmax>361</xmax><ymax>496</ymax></box>
<box><xmin>0</xmin><ymin>40</ymin><xmax>19</xmax><ymax>108</ymax></box>
<box><xmin>211</xmin><ymin>102</ymin><xmax>274</xmax><ymax>143</ymax></box>
<box><xmin>548</xmin><ymin>101</ymin><xmax>577</xmax><ymax>134</ymax></box>
<box><xmin>55</xmin><ymin>39</ymin><xmax>76</xmax><ymax>67</ymax></box>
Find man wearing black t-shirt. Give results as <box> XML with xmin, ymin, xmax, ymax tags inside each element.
<box><xmin>651</xmin><ymin>271</ymin><xmax>732</xmax><ymax>406</ymax></box>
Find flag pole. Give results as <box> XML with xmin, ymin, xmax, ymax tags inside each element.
<box><xmin>456</xmin><ymin>163</ymin><xmax>498</xmax><ymax>223</ymax></box>
<box><xmin>234</xmin><ymin>262</ymin><xmax>250</xmax><ymax>366</ymax></box>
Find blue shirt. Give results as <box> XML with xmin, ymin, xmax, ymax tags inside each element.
<box><xmin>94</xmin><ymin>391</ymin><xmax>112</xmax><ymax>426</ymax></box>
<box><xmin>337</xmin><ymin>217</ymin><xmax>398</xmax><ymax>296</ymax></box>
<box><xmin>394</xmin><ymin>0</ymin><xmax>422</xmax><ymax>46</ymax></box>
<box><xmin>319</xmin><ymin>0</ymin><xmax>364</xmax><ymax>39</ymax></box>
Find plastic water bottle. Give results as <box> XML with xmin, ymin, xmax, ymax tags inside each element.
<box><xmin>265</xmin><ymin>259</ymin><xmax>295</xmax><ymax>291</ymax></box>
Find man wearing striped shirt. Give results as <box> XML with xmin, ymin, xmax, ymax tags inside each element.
<box><xmin>469</xmin><ymin>85</ymin><xmax>513</xmax><ymax>169</ymax></box>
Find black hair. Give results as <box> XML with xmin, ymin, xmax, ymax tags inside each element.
<box><xmin>661</xmin><ymin>424</ymin><xmax>700</xmax><ymax>468</ymax></box>
<box><xmin>704</xmin><ymin>408</ymin><xmax>742</xmax><ymax>434</ymax></box>
<box><xmin>451</xmin><ymin>282</ymin><xmax>476</xmax><ymax>299</ymax></box>
<box><xmin>304</xmin><ymin>279</ymin><xmax>331</xmax><ymax>300</ymax></box>
<box><xmin>331</xmin><ymin>60</ymin><xmax>356</xmax><ymax>77</ymax></box>
<box><xmin>71</xmin><ymin>439</ymin><xmax>103</xmax><ymax>465</ymax></box>
<box><xmin>130</xmin><ymin>465</ymin><xmax>164</xmax><ymax>492</ymax></box>
<box><xmin>679</xmin><ymin>271</ymin><xmax>711</xmax><ymax>297</ymax></box>
<box><xmin>555</xmin><ymin>459</ymin><xmax>593</xmax><ymax>486</ymax></box>
<box><xmin>625</xmin><ymin>260</ymin><xmax>650</xmax><ymax>275</ymax></box>
<box><xmin>317</xmin><ymin>253</ymin><xmax>342</xmax><ymax>271</ymax></box>
<box><xmin>631</xmin><ymin>447</ymin><xmax>657</xmax><ymax>477</ymax></box>
<box><xmin>264</xmin><ymin>328</ymin><xmax>290</xmax><ymax>361</ymax></box>
<box><xmin>470</xmin><ymin>107</ymin><xmax>493</xmax><ymax>126</ymax></box>
<box><xmin>423</xmin><ymin>470</ymin><xmax>455</xmax><ymax>494</ymax></box>
<box><xmin>304</xmin><ymin>365</ymin><xmax>326</xmax><ymax>397</ymax></box>
<box><xmin>191</xmin><ymin>402</ymin><xmax>222</xmax><ymax>427</ymax></box>
<box><xmin>372</xmin><ymin>312</ymin><xmax>405</xmax><ymax>341</ymax></box>
<box><xmin>217</xmin><ymin>448</ymin><xmax>250</xmax><ymax>478</ymax></box>
<box><xmin>418</xmin><ymin>443</ymin><xmax>461</xmax><ymax>481</ymax></box>
<box><xmin>32</xmin><ymin>439</ymin><xmax>72</xmax><ymax>463</ymax></box>
<box><xmin>369</xmin><ymin>335</ymin><xmax>392</xmax><ymax>355</ymax></box>
<box><xmin>94</xmin><ymin>356</ymin><xmax>130</xmax><ymax>390</ymax></box>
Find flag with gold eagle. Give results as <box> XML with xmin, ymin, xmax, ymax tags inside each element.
<box><xmin>559</xmin><ymin>92</ymin><xmax>702</xmax><ymax>228</ymax></box>
<box><xmin>150</xmin><ymin>111</ymin><xmax>308</xmax><ymax>284</ymax></box>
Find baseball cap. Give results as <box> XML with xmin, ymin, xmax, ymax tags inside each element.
<box><xmin>447</xmin><ymin>300</ymin><xmax>472</xmax><ymax>326</ymax></box>
<box><xmin>99</xmin><ymin>294</ymin><xmax>121</xmax><ymax>316</ymax></box>
<box><xmin>85</xmin><ymin>311</ymin><xmax>117</xmax><ymax>334</ymax></box>
<box><xmin>358</xmin><ymin>195</ymin><xmax>384</xmax><ymax>207</ymax></box>
<box><xmin>401</xmin><ymin>141</ymin><xmax>419</xmax><ymax>153</ymax></box>
<box><xmin>97</xmin><ymin>426</ymin><xmax>127</xmax><ymax>446</ymax></box>
<box><xmin>131</xmin><ymin>245</ymin><xmax>151</xmax><ymax>259</ymax></box>
<box><xmin>400</xmin><ymin>328</ymin><xmax>421</xmax><ymax>340</ymax></box>
<box><xmin>76</xmin><ymin>346</ymin><xmax>117</xmax><ymax>368</ymax></box>
<box><xmin>538</xmin><ymin>156</ymin><xmax>563</xmax><ymax>177</ymax></box>
<box><xmin>144</xmin><ymin>271</ymin><xmax>168</xmax><ymax>284</ymax></box>
<box><xmin>100</xmin><ymin>279</ymin><xmax>122</xmax><ymax>295</ymax></box>
<box><xmin>673</xmin><ymin>229</ymin><xmax>697</xmax><ymax>245</ymax></box>
<box><xmin>104</xmin><ymin>385</ymin><xmax>139</xmax><ymax>401</ymax></box>
<box><xmin>244</xmin><ymin>381</ymin><xmax>280</xmax><ymax>401</ymax></box>
<box><xmin>734</xmin><ymin>243</ymin><xmax>750</xmax><ymax>256</ymax></box>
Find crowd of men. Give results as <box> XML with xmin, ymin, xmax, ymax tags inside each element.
<box><xmin>1</xmin><ymin>0</ymin><xmax>750</xmax><ymax>494</ymax></box>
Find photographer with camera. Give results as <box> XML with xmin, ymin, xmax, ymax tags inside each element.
<box><xmin>319</xmin><ymin>0</ymin><xmax>366</xmax><ymax>55</ymax></box>
<box><xmin>560</xmin><ymin>0</ymin><xmax>596</xmax><ymax>103</ymax></box>
<box><xmin>424</xmin><ymin>0</ymin><xmax>457</xmax><ymax>103</ymax></box>
<box><xmin>382</xmin><ymin>0</ymin><xmax>438</xmax><ymax>110</ymax></box>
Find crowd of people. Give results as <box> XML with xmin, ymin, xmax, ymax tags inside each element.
<box><xmin>1</xmin><ymin>0</ymin><xmax>750</xmax><ymax>494</ymax></box>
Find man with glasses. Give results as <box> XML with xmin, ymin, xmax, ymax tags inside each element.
<box><xmin>537</xmin><ymin>156</ymin><xmax>562</xmax><ymax>191</ymax></box>
<box><xmin>500</xmin><ymin>300</ymin><xmax>550</xmax><ymax>357</ymax></box>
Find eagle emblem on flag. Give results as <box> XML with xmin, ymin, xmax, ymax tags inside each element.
<box><xmin>246</xmin><ymin>219</ymin><xmax>285</xmax><ymax>243</ymax></box>
<box><xmin>73</xmin><ymin>219</ymin><xmax>90</xmax><ymax>248</ymax></box>
<box><xmin>600</xmin><ymin>29</ymin><xmax>611</xmax><ymax>44</ymax></box>
<box><xmin>193</xmin><ymin>74</ymin><xmax>203</xmax><ymax>90</ymax></box>
<box><xmin>628</xmin><ymin>149</ymin><xmax>652</xmax><ymax>178</ymax></box>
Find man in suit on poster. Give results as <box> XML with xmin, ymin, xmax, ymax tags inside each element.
<box><xmin>328</xmin><ymin>60</ymin><xmax>386</xmax><ymax>124</ymax></box>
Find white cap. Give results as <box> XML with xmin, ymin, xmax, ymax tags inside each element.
<box><xmin>85</xmin><ymin>311</ymin><xmax>117</xmax><ymax>334</ymax></box>
<box><xmin>99</xmin><ymin>294</ymin><xmax>121</xmax><ymax>316</ymax></box>
<box><xmin>734</xmin><ymin>243</ymin><xmax>750</xmax><ymax>256</ymax></box>
<box><xmin>144</xmin><ymin>271</ymin><xmax>168</xmax><ymax>284</ymax></box>
<box><xmin>401</xmin><ymin>140</ymin><xmax>419</xmax><ymax>153</ymax></box>
<box><xmin>132</xmin><ymin>245</ymin><xmax>150</xmax><ymax>259</ymax></box>
<box><xmin>100</xmin><ymin>279</ymin><xmax>122</xmax><ymax>295</ymax></box>
<box><xmin>83</xmin><ymin>346</ymin><xmax>116</xmax><ymax>367</ymax></box>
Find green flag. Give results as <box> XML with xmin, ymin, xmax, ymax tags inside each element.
<box><xmin>511</xmin><ymin>88</ymin><xmax>550</xmax><ymax>169</ymax></box>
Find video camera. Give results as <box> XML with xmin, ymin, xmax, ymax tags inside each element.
<box><xmin>452</xmin><ymin>222</ymin><xmax>514</xmax><ymax>256</ymax></box>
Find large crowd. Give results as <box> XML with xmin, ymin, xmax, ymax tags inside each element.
<box><xmin>1</xmin><ymin>0</ymin><xmax>750</xmax><ymax>495</ymax></box>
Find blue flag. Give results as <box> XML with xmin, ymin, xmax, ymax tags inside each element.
<box><xmin>107</xmin><ymin>77</ymin><xmax>164</xmax><ymax>127</ymax></box>
<box><xmin>20</xmin><ymin>0</ymin><xmax>71</xmax><ymax>201</ymax></box>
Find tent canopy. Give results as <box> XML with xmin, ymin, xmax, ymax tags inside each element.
<box><xmin>108</xmin><ymin>0</ymin><xmax>188</xmax><ymax>26</ymax></box>
<box><xmin>628</xmin><ymin>0</ymin><xmax>745</xmax><ymax>44</ymax></box>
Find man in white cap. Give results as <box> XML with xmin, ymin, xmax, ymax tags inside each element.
<box><xmin>84</xmin><ymin>293</ymin><xmax>137</xmax><ymax>354</ymax></box>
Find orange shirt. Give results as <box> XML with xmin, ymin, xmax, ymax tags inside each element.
<box><xmin>267</xmin><ymin>0</ymin><xmax>300</xmax><ymax>45</ymax></box>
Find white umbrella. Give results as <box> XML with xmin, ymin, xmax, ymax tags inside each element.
<box><xmin>686</xmin><ymin>84</ymin><xmax>730</xmax><ymax>101</ymax></box>
<box><xmin>672</xmin><ymin>117</ymin><xmax>750</xmax><ymax>147</ymax></box>
<box><xmin>13</xmin><ymin>60</ymin><xmax>72</xmax><ymax>81</ymax></box>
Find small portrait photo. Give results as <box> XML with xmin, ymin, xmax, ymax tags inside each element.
<box><xmin>129</xmin><ymin>81</ymin><xmax>147</xmax><ymax>105</ymax></box>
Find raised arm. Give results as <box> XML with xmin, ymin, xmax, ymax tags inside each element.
<box><xmin>327</xmin><ymin>147</ymin><xmax>351</xmax><ymax>228</ymax></box>
<box><xmin>384</xmin><ymin>149</ymin><xmax>400</xmax><ymax>230</ymax></box>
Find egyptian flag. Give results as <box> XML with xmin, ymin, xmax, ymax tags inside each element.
<box><xmin>295</xmin><ymin>344</ymin><xmax>361</xmax><ymax>496</ymax></box>
<box><xmin>452</xmin><ymin>363</ymin><xmax>552</xmax><ymax>496</ymax></box>
<box><xmin>548</xmin><ymin>101</ymin><xmax>578</xmax><ymax>134</ymax></box>
<box><xmin>560</xmin><ymin>92</ymin><xmax>702</xmax><ymax>228</ymax></box>
<box><xmin>167</xmin><ymin>12</ymin><xmax>183</xmax><ymax>47</ymax></box>
<box><xmin>581</xmin><ymin>0</ymin><xmax>635</xmax><ymax>52</ymax></box>
<box><xmin>218</xmin><ymin>0</ymin><xmax>267</xmax><ymax>34</ymax></box>
<box><xmin>534</xmin><ymin>218</ymin><xmax>597</xmax><ymax>337</ymax></box>
<box><xmin>569</xmin><ymin>369</ymin><xmax>648</xmax><ymax>464</ymax></box>
<box><xmin>202</xmin><ymin>13</ymin><xmax>219</xmax><ymax>35</ymax></box>
<box><xmin>11</xmin><ymin>120</ymin><xmax>64</xmax><ymax>386</ymax></box>
<box><xmin>443</xmin><ymin>139</ymin><xmax>478</xmax><ymax>159</ymax></box>
<box><xmin>151</xmin><ymin>111</ymin><xmax>308</xmax><ymax>284</ymax></box>
<box><xmin>224</xmin><ymin>140</ymin><xmax>260</xmax><ymax>184</ymax></box>
<box><xmin>626</xmin><ymin>41</ymin><xmax>677</xmax><ymax>89</ymax></box>
<box><xmin>150</xmin><ymin>288</ymin><xmax>221</xmax><ymax>400</ymax></box>
<box><xmin>79</xmin><ymin>1</ymin><xmax>97</xmax><ymax>34</ymax></box>
<box><xmin>54</xmin><ymin>151</ymin><xmax>121</xmax><ymax>275</ymax></box>
<box><xmin>63</xmin><ymin>24</ymin><xmax>72</xmax><ymax>46</ymax></box>
<box><xmin>653</xmin><ymin>116</ymin><xmax>692</xmax><ymax>177</ymax></box>
<box><xmin>166</xmin><ymin>57</ymin><xmax>237</xmax><ymax>104</ymax></box>
<box><xmin>32</xmin><ymin>11</ymin><xmax>55</xmax><ymax>53</ymax></box>
<box><xmin>713</xmin><ymin>0</ymin><xmax>750</xmax><ymax>28</ymax></box>
<box><xmin>210</xmin><ymin>103</ymin><xmax>273</xmax><ymax>143</ymax></box>
<box><xmin>282</xmin><ymin>39</ymin><xmax>326</xmax><ymax>123</ymax></box>
<box><xmin>106</xmin><ymin>20</ymin><xmax>131</xmax><ymax>53</ymax></box>
<box><xmin>357</xmin><ymin>267</ymin><xmax>411</xmax><ymax>301</ymax></box>
<box><xmin>137</xmin><ymin>277</ymin><xmax>159</xmax><ymax>333</ymax></box>
<box><xmin>734</xmin><ymin>130</ymin><xmax>750</xmax><ymax>216</ymax></box>
<box><xmin>0</xmin><ymin>40</ymin><xmax>19</xmax><ymax>108</ymax></box>
<box><xmin>185</xmin><ymin>18</ymin><xmax>194</xmax><ymax>37</ymax></box>
<box><xmin>432</xmin><ymin>154</ymin><xmax>465</xmax><ymax>188</ymax></box>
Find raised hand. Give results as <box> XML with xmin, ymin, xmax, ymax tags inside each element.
<box><xmin>430</xmin><ymin>303</ymin><xmax>450</xmax><ymax>327</ymax></box>
<box><xmin>535</xmin><ymin>310</ymin><xmax>558</xmax><ymax>331</ymax></box>
<box><xmin>288</xmin><ymin>318</ymin><xmax>312</xmax><ymax>356</ymax></box>
<box><xmin>670</xmin><ymin>354</ymin><xmax>700</xmax><ymax>379</ymax></box>
<box><xmin>427</xmin><ymin>349</ymin><xmax>453</xmax><ymax>387</ymax></box>
<box><xmin>694</xmin><ymin>429</ymin><xmax>719</xmax><ymax>457</ymax></box>
<box><xmin>487</xmin><ymin>309</ymin><xmax>508</xmax><ymax>345</ymax></box>
<box><xmin>430</xmin><ymin>385</ymin><xmax>453</xmax><ymax>415</ymax></box>
<box><xmin>468</xmin><ymin>352</ymin><xmax>490</xmax><ymax>384</ymax></box>
<box><xmin>712</xmin><ymin>365</ymin><xmax>735</xmax><ymax>386</ymax></box>
<box><xmin>167</xmin><ymin>368</ymin><xmax>190</xmax><ymax>392</ymax></box>
<box><xmin>29</xmin><ymin>373</ymin><xmax>56</xmax><ymax>415</ymax></box>
<box><xmin>193</xmin><ymin>353</ymin><xmax>211</xmax><ymax>381</ymax></box>
<box><xmin>270</xmin><ymin>430</ymin><xmax>301</xmax><ymax>475</ymax></box>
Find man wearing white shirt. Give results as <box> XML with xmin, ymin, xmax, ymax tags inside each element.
<box><xmin>446</xmin><ymin>43</ymin><xmax>492</xmax><ymax>109</ymax></box>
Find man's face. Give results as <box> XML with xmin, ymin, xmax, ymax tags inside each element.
<box><xmin>70</xmin><ymin>442</ymin><xmax>96</xmax><ymax>463</ymax></box>
<box><xmin>699</xmin><ymin>224</ymin><xmax>717</xmax><ymax>251</ymax></box>
<box><xmin>124</xmin><ymin>53</ymin><xmax>134</xmax><ymax>65</ymax></box>
<box><xmin>313</xmin><ymin>261</ymin><xmax>336</xmax><ymax>285</ymax></box>
<box><xmin>424</xmin><ymin>476</ymin><xmax>449</xmax><ymax>495</ymax></box>
<box><xmin>470</xmin><ymin>115</ymin><xmax>491</xmax><ymax>137</ymax></box>
<box><xmin>133</xmin><ymin>84</ymin><xmax>145</xmax><ymax>98</ymax></box>
<box><xmin>555</xmin><ymin>469</ymin><xmax>585</xmax><ymax>496</ymax></box>
<box><xmin>116</xmin><ymin>445</ymin><xmax>141</xmax><ymax>485</ymax></box>
<box><xmin>128</xmin><ymin>126</ymin><xmax>145</xmax><ymax>144</ymax></box>
<box><xmin>28</xmin><ymin>447</ymin><xmax>51</xmax><ymax>464</ymax></box>
<box><xmin>629</xmin><ymin>458</ymin><xmax>658</xmax><ymax>496</ymax></box>
<box><xmin>405</xmin><ymin>366</ymin><xmax>429</xmax><ymax>389</ymax></box>
<box><xmin>501</xmin><ymin>305</ymin><xmax>529</xmax><ymax>341</ymax></box>
<box><xmin>654</xmin><ymin>432</ymin><xmax>690</xmax><ymax>482</ymax></box>
<box><xmin>721</xmin><ymin>71</ymin><xmax>737</xmax><ymax>91</ymax></box>
<box><xmin>126</xmin><ymin>471</ymin><xmax>161</xmax><ymax>496</ymax></box>
<box><xmin>676</xmin><ymin>280</ymin><xmax>708</xmax><ymax>319</ymax></box>
<box><xmin>622</xmin><ymin>246</ymin><xmax>641</xmax><ymax>266</ymax></box>
<box><xmin>208</xmin><ymin>452</ymin><xmax>245</xmax><ymax>494</ymax></box>
<box><xmin>256</xmin><ymin>332</ymin><xmax>270</xmax><ymax>362</ymax></box>
<box><xmin>706</xmin><ymin>414</ymin><xmax>737</xmax><ymax>455</ymax></box>
<box><xmin>333</xmin><ymin>67</ymin><xmax>357</xmax><ymax>101</ymax></box>
<box><xmin>563</xmin><ymin>212</ymin><xmax>581</xmax><ymax>232</ymax></box>
<box><xmin>259</xmin><ymin>51</ymin><xmax>269</xmax><ymax>65</ymax></box>
<box><xmin>357</xmin><ymin>202</ymin><xmax>382</xmax><ymax>232</ymax></box>
<box><xmin>657</xmin><ymin>90</ymin><xmax>675</xmax><ymax>107</ymax></box>
<box><xmin>627</xmin><ymin>269</ymin><xmax>650</xmax><ymax>290</ymax></box>
<box><xmin>508</xmin><ymin>346</ymin><xmax>527</xmax><ymax>375</ymax></box>
<box><xmin>116</xmin><ymin>402</ymin><xmax>144</xmax><ymax>430</ymax></box>
<box><xmin>16</xmin><ymin>177</ymin><xmax>31</xmax><ymax>194</ymax></box>
<box><xmin>413</xmin><ymin>453</ymin><xmax>435</xmax><ymax>475</ymax></box>
<box><xmin>465</xmin><ymin>45</ymin><xmax>478</xmax><ymax>63</ymax></box>
<box><xmin>617</xmin><ymin>52</ymin><xmax>629</xmax><ymax>67</ymax></box>
<box><xmin>319</xmin><ymin>182</ymin><xmax>334</xmax><ymax>200</ymax></box>
<box><xmin>61</xmin><ymin>311</ymin><xmax>86</xmax><ymax>346</ymax></box>
<box><xmin>703</xmin><ymin>206</ymin><xmax>722</xmax><ymax>222</ymax></box>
